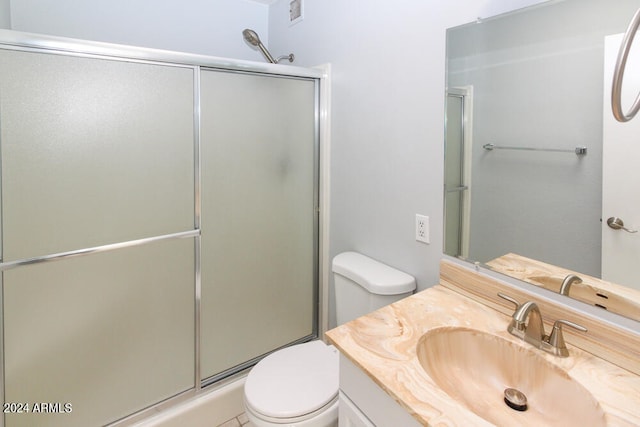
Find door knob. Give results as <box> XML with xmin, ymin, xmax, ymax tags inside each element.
<box><xmin>606</xmin><ymin>217</ymin><xmax>638</xmax><ymax>233</ymax></box>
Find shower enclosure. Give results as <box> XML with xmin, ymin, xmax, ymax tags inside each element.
<box><xmin>444</xmin><ymin>88</ymin><xmax>471</xmax><ymax>260</ymax></box>
<box><xmin>0</xmin><ymin>31</ymin><xmax>325</xmax><ymax>427</ymax></box>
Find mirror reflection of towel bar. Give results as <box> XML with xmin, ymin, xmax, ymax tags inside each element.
<box><xmin>483</xmin><ymin>143</ymin><xmax>587</xmax><ymax>155</ymax></box>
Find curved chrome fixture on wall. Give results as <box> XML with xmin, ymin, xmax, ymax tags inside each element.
<box><xmin>612</xmin><ymin>8</ymin><xmax>640</xmax><ymax>122</ymax></box>
<box><xmin>242</xmin><ymin>29</ymin><xmax>294</xmax><ymax>64</ymax></box>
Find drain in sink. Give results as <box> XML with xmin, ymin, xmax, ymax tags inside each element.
<box><xmin>504</xmin><ymin>388</ymin><xmax>528</xmax><ymax>411</ymax></box>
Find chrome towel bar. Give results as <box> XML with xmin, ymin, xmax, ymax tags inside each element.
<box><xmin>483</xmin><ymin>143</ymin><xmax>587</xmax><ymax>155</ymax></box>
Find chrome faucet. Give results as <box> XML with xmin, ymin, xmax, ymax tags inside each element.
<box><xmin>559</xmin><ymin>274</ymin><xmax>582</xmax><ymax>296</ymax></box>
<box><xmin>498</xmin><ymin>293</ymin><xmax>587</xmax><ymax>357</ymax></box>
<box><xmin>512</xmin><ymin>301</ymin><xmax>545</xmax><ymax>347</ymax></box>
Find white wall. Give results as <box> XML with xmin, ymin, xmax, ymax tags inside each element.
<box><xmin>267</xmin><ymin>0</ymin><xmax>546</xmax><ymax>326</ymax></box>
<box><xmin>9</xmin><ymin>0</ymin><xmax>269</xmax><ymax>59</ymax></box>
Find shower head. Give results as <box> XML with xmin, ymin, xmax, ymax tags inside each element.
<box><xmin>242</xmin><ymin>28</ymin><xmax>294</xmax><ymax>64</ymax></box>
<box><xmin>242</xmin><ymin>28</ymin><xmax>276</xmax><ymax>63</ymax></box>
<box><xmin>242</xmin><ymin>29</ymin><xmax>262</xmax><ymax>47</ymax></box>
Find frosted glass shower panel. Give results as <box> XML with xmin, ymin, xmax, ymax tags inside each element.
<box><xmin>0</xmin><ymin>50</ymin><xmax>195</xmax><ymax>260</ymax></box>
<box><xmin>444</xmin><ymin>94</ymin><xmax>464</xmax><ymax>257</ymax></box>
<box><xmin>200</xmin><ymin>70</ymin><xmax>317</xmax><ymax>378</ymax></box>
<box><xmin>3</xmin><ymin>238</ymin><xmax>195</xmax><ymax>427</ymax></box>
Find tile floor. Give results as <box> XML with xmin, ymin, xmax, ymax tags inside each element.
<box><xmin>216</xmin><ymin>412</ymin><xmax>253</xmax><ymax>427</ymax></box>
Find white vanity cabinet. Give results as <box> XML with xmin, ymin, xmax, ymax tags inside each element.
<box><xmin>338</xmin><ymin>354</ymin><xmax>421</xmax><ymax>427</ymax></box>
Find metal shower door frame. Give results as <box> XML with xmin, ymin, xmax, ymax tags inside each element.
<box><xmin>0</xmin><ymin>29</ymin><xmax>327</xmax><ymax>427</ymax></box>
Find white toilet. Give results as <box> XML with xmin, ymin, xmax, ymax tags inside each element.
<box><xmin>243</xmin><ymin>251</ymin><xmax>416</xmax><ymax>427</ymax></box>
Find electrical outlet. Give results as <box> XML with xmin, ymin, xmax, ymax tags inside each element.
<box><xmin>415</xmin><ymin>214</ymin><xmax>430</xmax><ymax>244</ymax></box>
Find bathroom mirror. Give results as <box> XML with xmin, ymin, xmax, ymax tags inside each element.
<box><xmin>444</xmin><ymin>0</ymin><xmax>640</xmax><ymax>322</ymax></box>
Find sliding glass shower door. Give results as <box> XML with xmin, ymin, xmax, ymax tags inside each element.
<box><xmin>200</xmin><ymin>70</ymin><xmax>318</xmax><ymax>381</ymax></box>
<box><xmin>0</xmin><ymin>49</ymin><xmax>197</xmax><ymax>427</ymax></box>
<box><xmin>0</xmin><ymin>40</ymin><xmax>320</xmax><ymax>427</ymax></box>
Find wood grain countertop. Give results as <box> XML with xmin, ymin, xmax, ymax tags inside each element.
<box><xmin>326</xmin><ymin>285</ymin><xmax>640</xmax><ymax>426</ymax></box>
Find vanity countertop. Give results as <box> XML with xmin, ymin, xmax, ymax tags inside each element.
<box><xmin>325</xmin><ymin>285</ymin><xmax>640</xmax><ymax>426</ymax></box>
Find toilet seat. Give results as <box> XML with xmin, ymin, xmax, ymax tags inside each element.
<box><xmin>244</xmin><ymin>341</ymin><xmax>339</xmax><ymax>422</ymax></box>
<box><xmin>245</xmin><ymin>394</ymin><xmax>338</xmax><ymax>425</ymax></box>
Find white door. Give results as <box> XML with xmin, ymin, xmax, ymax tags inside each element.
<box><xmin>602</xmin><ymin>34</ymin><xmax>640</xmax><ymax>291</ymax></box>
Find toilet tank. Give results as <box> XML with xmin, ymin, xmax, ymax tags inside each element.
<box><xmin>332</xmin><ymin>252</ymin><xmax>416</xmax><ymax>325</ymax></box>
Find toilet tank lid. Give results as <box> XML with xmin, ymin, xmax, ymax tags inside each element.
<box><xmin>332</xmin><ymin>252</ymin><xmax>416</xmax><ymax>295</ymax></box>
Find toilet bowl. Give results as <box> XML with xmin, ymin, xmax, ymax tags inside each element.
<box><xmin>244</xmin><ymin>341</ymin><xmax>339</xmax><ymax>427</ymax></box>
<box><xmin>243</xmin><ymin>252</ymin><xmax>416</xmax><ymax>426</ymax></box>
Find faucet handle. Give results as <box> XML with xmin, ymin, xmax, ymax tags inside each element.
<box><xmin>498</xmin><ymin>293</ymin><xmax>527</xmax><ymax>336</ymax></box>
<box><xmin>498</xmin><ymin>293</ymin><xmax>521</xmax><ymax>311</ymax></box>
<box><xmin>553</xmin><ymin>319</ymin><xmax>587</xmax><ymax>332</ymax></box>
<box><xmin>547</xmin><ymin>319</ymin><xmax>587</xmax><ymax>357</ymax></box>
